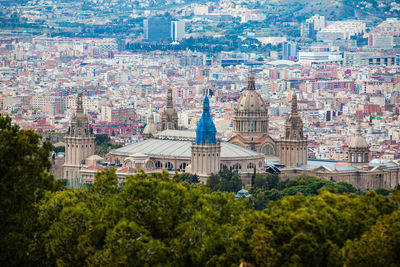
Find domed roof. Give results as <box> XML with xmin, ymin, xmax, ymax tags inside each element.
<box><xmin>143</xmin><ymin>114</ymin><xmax>158</xmax><ymax>135</ymax></box>
<box><xmin>235</xmin><ymin>73</ymin><xmax>267</xmax><ymax>114</ymax></box>
<box><xmin>195</xmin><ymin>96</ymin><xmax>217</xmax><ymax>144</ymax></box>
<box><xmin>349</xmin><ymin>126</ymin><xmax>368</xmax><ymax>148</ymax></box>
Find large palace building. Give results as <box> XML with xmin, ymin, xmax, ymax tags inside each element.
<box><xmin>62</xmin><ymin>72</ymin><xmax>400</xmax><ymax>191</ymax></box>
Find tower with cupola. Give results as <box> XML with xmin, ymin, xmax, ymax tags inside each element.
<box><xmin>278</xmin><ymin>92</ymin><xmax>308</xmax><ymax>167</ymax></box>
<box><xmin>161</xmin><ymin>87</ymin><xmax>178</xmax><ymax>130</ymax></box>
<box><xmin>64</xmin><ymin>92</ymin><xmax>95</xmax><ymax>182</ymax></box>
<box><xmin>191</xmin><ymin>96</ymin><xmax>221</xmax><ymax>176</ymax></box>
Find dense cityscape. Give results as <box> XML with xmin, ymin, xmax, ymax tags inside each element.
<box><xmin>1</xmin><ymin>0</ymin><xmax>400</xmax><ymax>266</ymax></box>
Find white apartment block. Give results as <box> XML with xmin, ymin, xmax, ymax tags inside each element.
<box><xmin>317</xmin><ymin>21</ymin><xmax>366</xmax><ymax>42</ymax></box>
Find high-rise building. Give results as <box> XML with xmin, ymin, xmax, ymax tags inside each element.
<box><xmin>282</xmin><ymin>41</ymin><xmax>297</xmax><ymax>60</ymax></box>
<box><xmin>171</xmin><ymin>20</ymin><xmax>185</xmax><ymax>41</ymax></box>
<box><xmin>301</xmin><ymin>21</ymin><xmax>315</xmax><ymax>39</ymax></box>
<box><xmin>191</xmin><ymin>96</ymin><xmax>221</xmax><ymax>176</ymax></box>
<box><xmin>63</xmin><ymin>92</ymin><xmax>95</xmax><ymax>183</ymax></box>
<box><xmin>143</xmin><ymin>17</ymin><xmax>171</xmax><ymax>42</ymax></box>
<box><xmin>278</xmin><ymin>92</ymin><xmax>308</xmax><ymax>167</ymax></box>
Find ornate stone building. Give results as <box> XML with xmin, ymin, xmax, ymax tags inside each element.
<box><xmin>191</xmin><ymin>96</ymin><xmax>221</xmax><ymax>177</ymax></box>
<box><xmin>348</xmin><ymin>125</ymin><xmax>369</xmax><ymax>164</ymax></box>
<box><xmin>63</xmin><ymin>92</ymin><xmax>95</xmax><ymax>182</ymax></box>
<box><xmin>278</xmin><ymin>92</ymin><xmax>308</xmax><ymax>167</ymax></box>
<box><xmin>228</xmin><ymin>73</ymin><xmax>276</xmax><ymax>156</ymax></box>
<box><xmin>161</xmin><ymin>87</ymin><xmax>178</xmax><ymax>131</ymax></box>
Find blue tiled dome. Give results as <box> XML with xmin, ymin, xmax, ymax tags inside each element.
<box><xmin>195</xmin><ymin>96</ymin><xmax>217</xmax><ymax>144</ymax></box>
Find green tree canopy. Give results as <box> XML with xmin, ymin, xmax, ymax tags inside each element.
<box><xmin>207</xmin><ymin>166</ymin><xmax>243</xmax><ymax>193</ymax></box>
<box><xmin>0</xmin><ymin>115</ymin><xmax>56</xmax><ymax>266</ymax></box>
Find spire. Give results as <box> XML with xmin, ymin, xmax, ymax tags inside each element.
<box><xmin>356</xmin><ymin>123</ymin><xmax>362</xmax><ymax>136</ymax></box>
<box><xmin>247</xmin><ymin>70</ymin><xmax>256</xmax><ymax>91</ymax></box>
<box><xmin>77</xmin><ymin>91</ymin><xmax>84</xmax><ymax>115</ymax></box>
<box><xmin>166</xmin><ymin>88</ymin><xmax>173</xmax><ymax>108</ymax></box>
<box><xmin>291</xmin><ymin>91</ymin><xmax>298</xmax><ymax>115</ymax></box>
<box><xmin>195</xmin><ymin>96</ymin><xmax>217</xmax><ymax>144</ymax></box>
<box><xmin>149</xmin><ymin>112</ymin><xmax>154</xmax><ymax>123</ymax></box>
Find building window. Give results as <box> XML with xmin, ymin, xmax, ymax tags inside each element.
<box><xmin>165</xmin><ymin>162</ymin><xmax>173</xmax><ymax>170</ymax></box>
<box><xmin>179</xmin><ymin>163</ymin><xmax>187</xmax><ymax>172</ymax></box>
<box><xmin>233</xmin><ymin>163</ymin><xmax>242</xmax><ymax>170</ymax></box>
<box><xmin>155</xmin><ymin>161</ymin><xmax>163</xmax><ymax>168</ymax></box>
<box><xmin>247</xmin><ymin>162</ymin><xmax>254</xmax><ymax>169</ymax></box>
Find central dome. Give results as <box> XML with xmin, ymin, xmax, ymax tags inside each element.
<box><xmin>349</xmin><ymin>126</ymin><xmax>368</xmax><ymax>148</ymax></box>
<box><xmin>235</xmin><ymin>73</ymin><xmax>267</xmax><ymax>115</ymax></box>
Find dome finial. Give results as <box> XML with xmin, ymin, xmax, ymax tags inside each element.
<box><xmin>247</xmin><ymin>69</ymin><xmax>255</xmax><ymax>91</ymax></box>
<box><xmin>356</xmin><ymin>123</ymin><xmax>362</xmax><ymax>135</ymax></box>
<box><xmin>291</xmin><ymin>91</ymin><xmax>298</xmax><ymax>115</ymax></box>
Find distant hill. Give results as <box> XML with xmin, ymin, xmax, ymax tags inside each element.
<box><xmin>249</xmin><ymin>0</ymin><xmax>398</xmax><ymax>23</ymax></box>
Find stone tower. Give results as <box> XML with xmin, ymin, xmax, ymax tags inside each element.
<box><xmin>161</xmin><ymin>87</ymin><xmax>178</xmax><ymax>131</ymax></box>
<box><xmin>191</xmin><ymin>96</ymin><xmax>221</xmax><ymax>177</ymax></box>
<box><xmin>64</xmin><ymin>92</ymin><xmax>95</xmax><ymax>182</ymax></box>
<box><xmin>228</xmin><ymin>72</ymin><xmax>276</xmax><ymax>156</ymax></box>
<box><xmin>348</xmin><ymin>125</ymin><xmax>369</xmax><ymax>164</ymax></box>
<box><xmin>278</xmin><ymin>92</ymin><xmax>308</xmax><ymax>167</ymax></box>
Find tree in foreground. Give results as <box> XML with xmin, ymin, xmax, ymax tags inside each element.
<box><xmin>0</xmin><ymin>115</ymin><xmax>56</xmax><ymax>266</ymax></box>
<box><xmin>207</xmin><ymin>165</ymin><xmax>243</xmax><ymax>193</ymax></box>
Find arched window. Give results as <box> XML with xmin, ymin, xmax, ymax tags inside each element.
<box><xmin>179</xmin><ymin>163</ymin><xmax>187</xmax><ymax>172</ymax></box>
<box><xmin>357</xmin><ymin>153</ymin><xmax>362</xmax><ymax>163</ymax></box>
<box><xmin>165</xmin><ymin>162</ymin><xmax>173</xmax><ymax>170</ymax></box>
<box><xmin>125</xmin><ymin>161</ymin><xmax>132</xmax><ymax>167</ymax></box>
<box><xmin>146</xmin><ymin>161</ymin><xmax>155</xmax><ymax>170</ymax></box>
<box><xmin>115</xmin><ymin>158</ymin><xmax>120</xmax><ymax>165</ymax></box>
<box><xmin>233</xmin><ymin>163</ymin><xmax>241</xmax><ymax>170</ymax></box>
<box><xmin>247</xmin><ymin>162</ymin><xmax>254</xmax><ymax>169</ymax></box>
<box><xmin>264</xmin><ymin>144</ymin><xmax>275</xmax><ymax>156</ymax></box>
<box><xmin>259</xmin><ymin>161</ymin><xmax>263</xmax><ymax>168</ymax></box>
<box><xmin>155</xmin><ymin>161</ymin><xmax>163</xmax><ymax>168</ymax></box>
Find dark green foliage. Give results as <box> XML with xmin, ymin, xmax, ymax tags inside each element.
<box><xmin>375</xmin><ymin>188</ymin><xmax>390</xmax><ymax>196</ymax></box>
<box><xmin>207</xmin><ymin>166</ymin><xmax>243</xmax><ymax>193</ymax></box>
<box><xmin>52</xmin><ymin>145</ymin><xmax>65</xmax><ymax>154</ymax></box>
<box><xmin>250</xmin><ymin>174</ymin><xmax>359</xmax><ymax>210</ymax></box>
<box><xmin>94</xmin><ymin>134</ymin><xmax>122</xmax><ymax>156</ymax></box>
<box><xmin>179</xmin><ymin>173</ymin><xmax>199</xmax><ymax>184</ymax></box>
<box><xmin>0</xmin><ymin>115</ymin><xmax>56</xmax><ymax>266</ymax></box>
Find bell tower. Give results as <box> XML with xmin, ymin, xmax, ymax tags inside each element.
<box><xmin>64</xmin><ymin>92</ymin><xmax>95</xmax><ymax>183</ymax></box>
<box><xmin>278</xmin><ymin>92</ymin><xmax>308</xmax><ymax>167</ymax></box>
<box><xmin>161</xmin><ymin>87</ymin><xmax>178</xmax><ymax>131</ymax></box>
<box><xmin>191</xmin><ymin>96</ymin><xmax>221</xmax><ymax>177</ymax></box>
